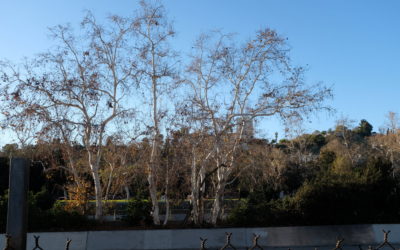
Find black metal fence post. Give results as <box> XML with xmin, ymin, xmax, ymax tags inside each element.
<box><xmin>32</xmin><ymin>236</ymin><xmax>44</xmax><ymax>250</ymax></box>
<box><xmin>65</xmin><ymin>238</ymin><xmax>72</xmax><ymax>250</ymax></box>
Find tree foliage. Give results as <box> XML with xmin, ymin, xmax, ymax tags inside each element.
<box><xmin>0</xmin><ymin>0</ymin><xmax>337</xmax><ymax>226</ymax></box>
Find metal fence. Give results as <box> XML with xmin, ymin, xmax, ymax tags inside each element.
<box><xmin>1</xmin><ymin>229</ymin><xmax>398</xmax><ymax>250</ymax></box>
<box><xmin>2</xmin><ymin>234</ymin><xmax>71</xmax><ymax>250</ymax></box>
<box><xmin>199</xmin><ymin>232</ymin><xmax>263</xmax><ymax>250</ymax></box>
<box><xmin>199</xmin><ymin>230</ymin><xmax>396</xmax><ymax>250</ymax></box>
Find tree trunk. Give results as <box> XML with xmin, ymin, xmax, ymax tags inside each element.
<box><xmin>190</xmin><ymin>153</ymin><xmax>207</xmax><ymax>225</ymax></box>
<box><xmin>67</xmin><ymin>152</ymin><xmax>82</xmax><ymax>188</ymax></box>
<box><xmin>87</xmin><ymin>148</ymin><xmax>103</xmax><ymax>221</ymax></box>
<box><xmin>198</xmin><ymin>164</ymin><xmax>206</xmax><ymax>223</ymax></box>
<box><xmin>148</xmin><ymin>48</ymin><xmax>162</xmax><ymax>225</ymax></box>
<box><xmin>124</xmin><ymin>185</ymin><xmax>130</xmax><ymax>200</ymax></box>
<box><xmin>148</xmin><ymin>169</ymin><xmax>160</xmax><ymax>224</ymax></box>
<box><xmin>105</xmin><ymin>163</ymin><xmax>114</xmax><ymax>201</ymax></box>
<box><xmin>91</xmin><ymin>165</ymin><xmax>103</xmax><ymax>220</ymax></box>
<box><xmin>190</xmin><ymin>168</ymin><xmax>200</xmax><ymax>224</ymax></box>
<box><xmin>211</xmin><ymin>180</ymin><xmax>226</xmax><ymax>225</ymax></box>
<box><xmin>163</xmin><ymin>161</ymin><xmax>170</xmax><ymax>226</ymax></box>
<box><xmin>163</xmin><ymin>194</ymin><xmax>170</xmax><ymax>226</ymax></box>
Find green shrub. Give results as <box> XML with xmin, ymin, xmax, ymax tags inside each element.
<box><xmin>123</xmin><ymin>198</ymin><xmax>152</xmax><ymax>225</ymax></box>
<box><xmin>32</xmin><ymin>187</ymin><xmax>56</xmax><ymax>210</ymax></box>
<box><xmin>0</xmin><ymin>188</ymin><xmax>91</xmax><ymax>232</ymax></box>
<box><xmin>28</xmin><ymin>201</ymin><xmax>92</xmax><ymax>231</ymax></box>
<box><xmin>228</xmin><ymin>197</ymin><xmax>299</xmax><ymax>226</ymax></box>
<box><xmin>228</xmin><ymin>157</ymin><xmax>400</xmax><ymax>227</ymax></box>
<box><xmin>27</xmin><ymin>191</ymin><xmax>91</xmax><ymax>231</ymax></box>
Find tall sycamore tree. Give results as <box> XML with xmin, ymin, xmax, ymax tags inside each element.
<box><xmin>184</xmin><ymin>30</ymin><xmax>332</xmax><ymax>225</ymax></box>
<box><xmin>0</xmin><ymin>11</ymin><xmax>139</xmax><ymax>220</ymax></box>
<box><xmin>133</xmin><ymin>0</ymin><xmax>178</xmax><ymax>225</ymax></box>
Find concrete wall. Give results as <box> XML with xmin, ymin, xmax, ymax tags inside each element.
<box><xmin>1</xmin><ymin>224</ymin><xmax>399</xmax><ymax>250</ymax></box>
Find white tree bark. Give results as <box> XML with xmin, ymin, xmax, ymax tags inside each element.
<box><xmin>0</xmin><ymin>11</ymin><xmax>140</xmax><ymax>220</ymax></box>
<box><xmin>134</xmin><ymin>0</ymin><xmax>177</xmax><ymax>225</ymax></box>
<box><xmin>184</xmin><ymin>29</ymin><xmax>332</xmax><ymax>225</ymax></box>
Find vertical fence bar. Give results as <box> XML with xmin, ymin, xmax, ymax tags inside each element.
<box><xmin>6</xmin><ymin>158</ymin><xmax>30</xmax><ymax>250</ymax></box>
<box><xmin>32</xmin><ymin>236</ymin><xmax>43</xmax><ymax>250</ymax></box>
<box><xmin>65</xmin><ymin>239</ymin><xmax>72</xmax><ymax>250</ymax></box>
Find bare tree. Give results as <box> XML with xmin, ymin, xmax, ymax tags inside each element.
<box><xmin>371</xmin><ymin>112</ymin><xmax>400</xmax><ymax>173</ymax></box>
<box><xmin>331</xmin><ymin>117</ymin><xmax>368</xmax><ymax>169</ymax></box>
<box><xmin>184</xmin><ymin>29</ymin><xmax>332</xmax><ymax>225</ymax></box>
<box><xmin>0</xmin><ymin>12</ymin><xmax>138</xmax><ymax>219</ymax></box>
<box><xmin>133</xmin><ymin>0</ymin><xmax>178</xmax><ymax>225</ymax></box>
<box><xmin>166</xmin><ymin>122</ymin><xmax>214</xmax><ymax>225</ymax></box>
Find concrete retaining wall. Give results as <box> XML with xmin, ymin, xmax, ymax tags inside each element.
<box><xmin>1</xmin><ymin>224</ymin><xmax>399</xmax><ymax>250</ymax></box>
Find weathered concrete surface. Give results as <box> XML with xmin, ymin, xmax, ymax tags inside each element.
<box><xmin>26</xmin><ymin>232</ymin><xmax>88</xmax><ymax>250</ymax></box>
<box><xmin>86</xmin><ymin>230</ymin><xmax>145</xmax><ymax>250</ymax></box>
<box><xmin>1</xmin><ymin>224</ymin><xmax>400</xmax><ymax>249</ymax></box>
<box><xmin>372</xmin><ymin>224</ymin><xmax>400</xmax><ymax>242</ymax></box>
<box><xmin>85</xmin><ymin>229</ymin><xmax>249</xmax><ymax>249</ymax></box>
<box><xmin>6</xmin><ymin>158</ymin><xmax>30</xmax><ymax>250</ymax></box>
<box><xmin>0</xmin><ymin>232</ymin><xmax>87</xmax><ymax>250</ymax></box>
<box><xmin>264</xmin><ymin>224</ymin><xmax>375</xmax><ymax>247</ymax></box>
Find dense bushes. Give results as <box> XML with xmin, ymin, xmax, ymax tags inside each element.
<box><xmin>123</xmin><ymin>198</ymin><xmax>152</xmax><ymax>226</ymax></box>
<box><xmin>0</xmin><ymin>189</ymin><xmax>91</xmax><ymax>233</ymax></box>
<box><xmin>228</xmin><ymin>156</ymin><xmax>400</xmax><ymax>227</ymax></box>
<box><xmin>28</xmin><ymin>204</ymin><xmax>92</xmax><ymax>231</ymax></box>
<box><xmin>228</xmin><ymin>196</ymin><xmax>298</xmax><ymax>226</ymax></box>
<box><xmin>29</xmin><ymin>189</ymin><xmax>93</xmax><ymax>231</ymax></box>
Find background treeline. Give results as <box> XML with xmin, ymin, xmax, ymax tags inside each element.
<box><xmin>2</xmin><ymin>117</ymin><xmax>400</xmax><ymax>231</ymax></box>
<box><xmin>230</xmin><ymin>118</ymin><xmax>400</xmax><ymax>226</ymax></box>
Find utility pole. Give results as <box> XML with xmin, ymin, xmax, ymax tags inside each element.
<box><xmin>6</xmin><ymin>158</ymin><xmax>30</xmax><ymax>250</ymax></box>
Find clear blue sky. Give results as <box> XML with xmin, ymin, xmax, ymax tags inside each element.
<box><xmin>0</xmin><ymin>0</ymin><xmax>399</xmax><ymax>142</ymax></box>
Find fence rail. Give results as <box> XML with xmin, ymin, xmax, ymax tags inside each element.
<box><xmin>3</xmin><ymin>234</ymin><xmax>71</xmax><ymax>250</ymax></box>
<box><xmin>1</xmin><ymin>229</ymin><xmax>398</xmax><ymax>250</ymax></box>
<box><xmin>199</xmin><ymin>230</ymin><xmax>396</xmax><ymax>250</ymax></box>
